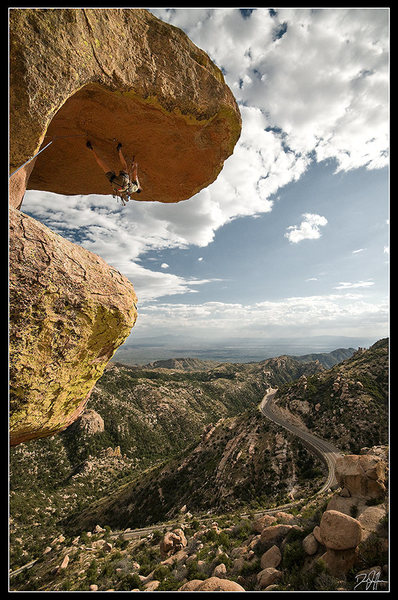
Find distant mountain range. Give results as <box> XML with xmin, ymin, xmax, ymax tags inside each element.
<box><xmin>116</xmin><ymin>347</ymin><xmax>357</xmax><ymax>371</ymax></box>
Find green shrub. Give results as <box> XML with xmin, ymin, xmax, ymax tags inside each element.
<box><xmin>153</xmin><ymin>565</ymin><xmax>171</xmax><ymax>581</ymax></box>
<box><xmin>86</xmin><ymin>559</ymin><xmax>99</xmax><ymax>583</ymax></box>
<box><xmin>281</xmin><ymin>539</ymin><xmax>306</xmax><ymax>571</ymax></box>
<box><xmin>239</xmin><ymin>558</ymin><xmax>260</xmax><ymax>576</ymax></box>
<box><xmin>357</xmin><ymin>533</ymin><xmax>388</xmax><ymax>570</ymax></box>
<box><xmin>350</xmin><ymin>505</ymin><xmax>359</xmax><ymax>518</ymax></box>
<box><xmin>158</xmin><ymin>574</ymin><xmax>182</xmax><ymax>591</ymax></box>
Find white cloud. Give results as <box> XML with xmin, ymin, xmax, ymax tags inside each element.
<box><xmin>132</xmin><ymin>292</ymin><xmax>388</xmax><ymax>340</ymax></box>
<box><xmin>333</xmin><ymin>281</ymin><xmax>375</xmax><ymax>290</ymax></box>
<box><xmin>161</xmin><ymin>263</ymin><xmax>169</xmax><ymax>269</ymax></box>
<box><xmin>285</xmin><ymin>213</ymin><xmax>328</xmax><ymax>243</ymax></box>
<box><xmin>152</xmin><ymin>8</ymin><xmax>389</xmax><ymax>173</ymax></box>
<box><xmin>22</xmin><ymin>8</ymin><xmax>388</xmax><ymax>307</ymax></box>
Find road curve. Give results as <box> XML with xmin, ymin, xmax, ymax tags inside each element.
<box><xmin>260</xmin><ymin>387</ymin><xmax>342</xmax><ymax>494</ymax></box>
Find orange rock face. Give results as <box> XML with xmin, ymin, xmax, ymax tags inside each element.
<box><xmin>9</xmin><ymin>8</ymin><xmax>241</xmax><ymax>207</ymax></box>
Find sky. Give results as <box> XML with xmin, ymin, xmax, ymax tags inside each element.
<box><xmin>21</xmin><ymin>7</ymin><xmax>389</xmax><ymax>356</ymax></box>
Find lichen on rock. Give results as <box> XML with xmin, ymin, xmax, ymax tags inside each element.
<box><xmin>9</xmin><ymin>208</ymin><xmax>138</xmax><ymax>445</ymax></box>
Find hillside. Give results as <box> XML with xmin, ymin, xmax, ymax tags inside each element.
<box><xmin>141</xmin><ymin>357</ymin><xmax>223</xmax><ymax>371</ymax></box>
<box><xmin>9</xmin><ymin>342</ymin><xmax>389</xmax><ymax>590</ymax></box>
<box><xmin>275</xmin><ymin>339</ymin><xmax>389</xmax><ymax>452</ymax></box>
<box><xmin>11</xmin><ymin>446</ymin><xmax>389</xmax><ymax>592</ymax></box>
<box><xmin>66</xmin><ymin>409</ymin><xmax>325</xmax><ymax>533</ymax></box>
<box><xmin>9</xmin><ymin>355</ymin><xmax>323</xmax><ymax>569</ymax></box>
<box><xmin>290</xmin><ymin>348</ymin><xmax>356</xmax><ymax>369</ymax></box>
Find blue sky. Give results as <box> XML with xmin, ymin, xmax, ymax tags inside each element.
<box><xmin>21</xmin><ymin>8</ymin><xmax>389</xmax><ymax>352</ymax></box>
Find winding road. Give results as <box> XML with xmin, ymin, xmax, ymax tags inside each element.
<box><xmin>260</xmin><ymin>387</ymin><xmax>342</xmax><ymax>493</ymax></box>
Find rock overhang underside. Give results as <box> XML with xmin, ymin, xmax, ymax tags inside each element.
<box><xmin>10</xmin><ymin>7</ymin><xmax>242</xmax><ymax>204</ymax></box>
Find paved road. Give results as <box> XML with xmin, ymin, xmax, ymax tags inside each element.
<box><xmin>260</xmin><ymin>387</ymin><xmax>342</xmax><ymax>493</ymax></box>
<box><xmin>109</xmin><ymin>388</ymin><xmax>343</xmax><ymax>542</ymax></box>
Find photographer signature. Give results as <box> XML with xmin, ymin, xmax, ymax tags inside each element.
<box><xmin>354</xmin><ymin>569</ymin><xmax>388</xmax><ymax>591</ymax></box>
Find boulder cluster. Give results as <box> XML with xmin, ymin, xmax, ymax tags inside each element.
<box><xmin>11</xmin><ymin>448</ymin><xmax>388</xmax><ymax>592</ymax></box>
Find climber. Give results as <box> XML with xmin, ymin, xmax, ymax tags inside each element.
<box><xmin>86</xmin><ymin>140</ymin><xmax>141</xmax><ymax>204</ymax></box>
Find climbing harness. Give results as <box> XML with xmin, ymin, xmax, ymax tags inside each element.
<box><xmin>9</xmin><ymin>134</ymin><xmax>87</xmax><ymax>178</ymax></box>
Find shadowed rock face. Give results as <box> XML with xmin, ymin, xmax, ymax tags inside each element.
<box><xmin>9</xmin><ymin>8</ymin><xmax>241</xmax><ymax>207</ymax></box>
<box><xmin>9</xmin><ymin>208</ymin><xmax>138</xmax><ymax>446</ymax></box>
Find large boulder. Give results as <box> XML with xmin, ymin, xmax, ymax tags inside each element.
<box><xmin>9</xmin><ymin>208</ymin><xmax>137</xmax><ymax>445</ymax></box>
<box><xmin>185</xmin><ymin>577</ymin><xmax>245</xmax><ymax>592</ymax></box>
<box><xmin>256</xmin><ymin>567</ymin><xmax>283</xmax><ymax>590</ymax></box>
<box><xmin>335</xmin><ymin>454</ymin><xmax>387</xmax><ymax>499</ymax></box>
<box><xmin>319</xmin><ymin>510</ymin><xmax>362</xmax><ymax>551</ymax></box>
<box><xmin>260</xmin><ymin>524</ymin><xmax>295</xmax><ymax>548</ymax></box>
<box><xmin>302</xmin><ymin>532</ymin><xmax>318</xmax><ymax>556</ymax></box>
<box><xmin>252</xmin><ymin>514</ymin><xmax>277</xmax><ymax>533</ymax></box>
<box><xmin>159</xmin><ymin>529</ymin><xmax>187</xmax><ymax>559</ymax></box>
<box><xmin>9</xmin><ymin>8</ymin><xmax>241</xmax><ymax>208</ymax></box>
<box><xmin>320</xmin><ymin>547</ymin><xmax>359</xmax><ymax>578</ymax></box>
<box><xmin>74</xmin><ymin>409</ymin><xmax>105</xmax><ymax>435</ymax></box>
<box><xmin>260</xmin><ymin>545</ymin><xmax>282</xmax><ymax>569</ymax></box>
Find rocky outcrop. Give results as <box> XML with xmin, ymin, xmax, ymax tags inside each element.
<box><xmin>9</xmin><ymin>208</ymin><xmax>137</xmax><ymax>445</ymax></box>
<box><xmin>9</xmin><ymin>8</ymin><xmax>241</xmax><ymax>447</ymax></box>
<box><xmin>334</xmin><ymin>453</ymin><xmax>387</xmax><ymax>499</ymax></box>
<box><xmin>159</xmin><ymin>528</ymin><xmax>187</xmax><ymax>559</ymax></box>
<box><xmin>75</xmin><ymin>409</ymin><xmax>104</xmax><ymax>435</ymax></box>
<box><xmin>9</xmin><ymin>8</ymin><xmax>241</xmax><ymax>208</ymax></box>
<box><xmin>326</xmin><ymin>449</ymin><xmax>388</xmax><ymax>544</ymax></box>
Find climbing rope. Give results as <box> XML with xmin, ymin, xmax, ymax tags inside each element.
<box><xmin>9</xmin><ymin>134</ymin><xmax>87</xmax><ymax>178</ymax></box>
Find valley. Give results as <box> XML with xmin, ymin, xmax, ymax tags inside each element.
<box><xmin>9</xmin><ymin>340</ymin><xmax>389</xmax><ymax>591</ymax></box>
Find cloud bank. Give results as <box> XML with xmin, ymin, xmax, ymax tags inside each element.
<box><xmin>132</xmin><ymin>292</ymin><xmax>388</xmax><ymax>341</ymax></box>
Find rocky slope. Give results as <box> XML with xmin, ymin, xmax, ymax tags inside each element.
<box><xmin>9</xmin><ymin>355</ymin><xmax>324</xmax><ymax>568</ymax></box>
<box><xmin>10</xmin><ymin>447</ymin><xmax>388</xmax><ymax>592</ymax></box>
<box><xmin>9</xmin><ymin>343</ymin><xmax>388</xmax><ymax>590</ymax></box>
<box><xmin>66</xmin><ymin>409</ymin><xmax>325</xmax><ymax>533</ymax></box>
<box><xmin>274</xmin><ymin>339</ymin><xmax>388</xmax><ymax>453</ymax></box>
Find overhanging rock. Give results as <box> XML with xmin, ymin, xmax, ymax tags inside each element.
<box><xmin>10</xmin><ymin>8</ymin><xmax>241</xmax><ymax>206</ymax></box>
